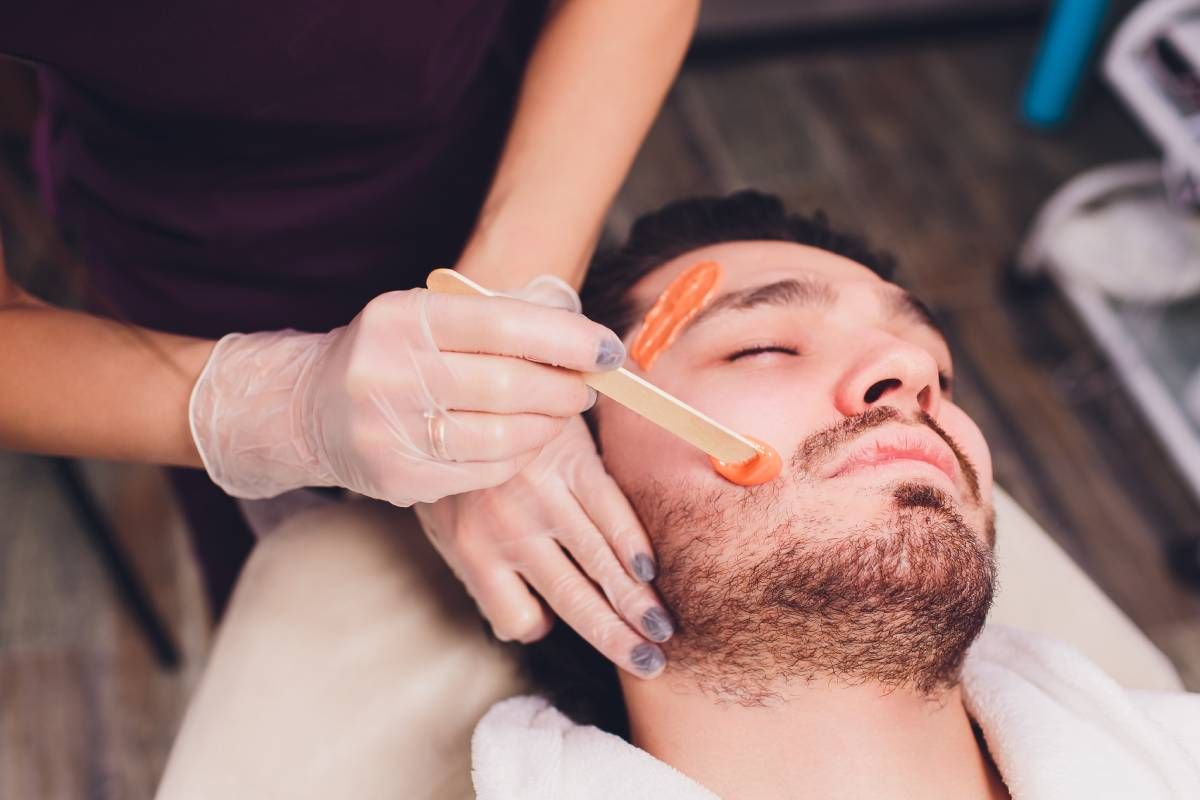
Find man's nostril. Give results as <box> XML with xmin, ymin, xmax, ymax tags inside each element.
<box><xmin>864</xmin><ymin>378</ymin><xmax>900</xmax><ymax>404</ymax></box>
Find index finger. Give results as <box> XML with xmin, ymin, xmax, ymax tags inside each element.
<box><xmin>572</xmin><ymin>463</ymin><xmax>659</xmax><ymax>584</ymax></box>
<box><xmin>422</xmin><ymin>292</ymin><xmax>627</xmax><ymax>373</ymax></box>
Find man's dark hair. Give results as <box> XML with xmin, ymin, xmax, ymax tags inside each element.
<box><xmin>580</xmin><ymin>190</ymin><xmax>896</xmax><ymax>339</ymax></box>
<box><xmin>522</xmin><ymin>190</ymin><xmax>898</xmax><ymax>739</ymax></box>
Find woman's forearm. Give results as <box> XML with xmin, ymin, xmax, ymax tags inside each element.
<box><xmin>456</xmin><ymin>0</ymin><xmax>699</xmax><ymax>291</ymax></box>
<box><xmin>0</xmin><ymin>290</ymin><xmax>212</xmax><ymax>466</ymax></box>
<box><xmin>1</xmin><ymin>0</ymin><xmax>699</xmax><ymax>464</ymax></box>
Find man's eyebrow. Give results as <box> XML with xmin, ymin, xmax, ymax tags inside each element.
<box><xmin>881</xmin><ymin>286</ymin><xmax>946</xmax><ymax>340</ymax></box>
<box><xmin>685</xmin><ymin>278</ymin><xmax>837</xmax><ymax>330</ymax></box>
<box><xmin>659</xmin><ymin>276</ymin><xmax>946</xmax><ymax>342</ymax></box>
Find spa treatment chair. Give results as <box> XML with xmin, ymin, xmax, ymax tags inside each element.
<box><xmin>153</xmin><ymin>486</ymin><xmax>1183</xmax><ymax>799</ymax></box>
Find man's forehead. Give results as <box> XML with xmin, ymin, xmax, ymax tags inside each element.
<box><xmin>628</xmin><ymin>240</ymin><xmax>889</xmax><ymax>303</ymax></box>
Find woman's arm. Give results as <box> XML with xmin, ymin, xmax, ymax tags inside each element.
<box><xmin>455</xmin><ymin>0</ymin><xmax>700</xmax><ymax>291</ymax></box>
<box><xmin>0</xmin><ymin>232</ymin><xmax>623</xmax><ymax>507</ymax></box>
<box><xmin>0</xmin><ymin>239</ymin><xmax>212</xmax><ymax>465</ymax></box>
<box><xmin>416</xmin><ymin>0</ymin><xmax>696</xmax><ymax>676</ymax></box>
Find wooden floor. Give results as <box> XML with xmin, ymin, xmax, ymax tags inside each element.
<box><xmin>2</xmin><ymin>23</ymin><xmax>1199</xmax><ymax>800</ymax></box>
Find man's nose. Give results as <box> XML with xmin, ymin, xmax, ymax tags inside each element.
<box><xmin>833</xmin><ymin>336</ymin><xmax>943</xmax><ymax>419</ymax></box>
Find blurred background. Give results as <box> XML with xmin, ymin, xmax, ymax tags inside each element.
<box><xmin>4</xmin><ymin>0</ymin><xmax>1200</xmax><ymax>797</ymax></box>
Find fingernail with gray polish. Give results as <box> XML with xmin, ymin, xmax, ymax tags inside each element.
<box><xmin>642</xmin><ymin>607</ymin><xmax>674</xmax><ymax>642</ymax></box>
<box><xmin>584</xmin><ymin>386</ymin><xmax>598</xmax><ymax>411</ymax></box>
<box><xmin>632</xmin><ymin>553</ymin><xmax>656</xmax><ymax>583</ymax></box>
<box><xmin>595</xmin><ymin>337</ymin><xmax>626</xmax><ymax>370</ymax></box>
<box><xmin>631</xmin><ymin>642</ymin><xmax>666</xmax><ymax>675</ymax></box>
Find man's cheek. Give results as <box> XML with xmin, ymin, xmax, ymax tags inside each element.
<box><xmin>681</xmin><ymin>374</ymin><xmax>815</xmax><ymax>464</ymax></box>
<box><xmin>595</xmin><ymin>400</ymin><xmax>715</xmax><ymax>488</ymax></box>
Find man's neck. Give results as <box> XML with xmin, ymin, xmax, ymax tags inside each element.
<box><xmin>619</xmin><ymin>672</ymin><xmax>1009</xmax><ymax>800</ymax></box>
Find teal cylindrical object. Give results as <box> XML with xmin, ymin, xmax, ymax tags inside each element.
<box><xmin>1021</xmin><ymin>0</ymin><xmax>1112</xmax><ymax>128</ymax></box>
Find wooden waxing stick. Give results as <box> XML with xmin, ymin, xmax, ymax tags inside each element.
<box><xmin>425</xmin><ymin>268</ymin><xmax>760</xmax><ymax>464</ymax></box>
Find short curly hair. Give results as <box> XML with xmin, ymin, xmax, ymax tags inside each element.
<box><xmin>581</xmin><ymin>189</ymin><xmax>896</xmax><ymax>339</ymax></box>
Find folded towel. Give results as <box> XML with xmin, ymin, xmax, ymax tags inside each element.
<box><xmin>962</xmin><ymin>625</ymin><xmax>1200</xmax><ymax>799</ymax></box>
<box><xmin>473</xmin><ymin>624</ymin><xmax>1200</xmax><ymax>799</ymax></box>
<box><xmin>472</xmin><ymin>693</ymin><xmax>718</xmax><ymax>800</ymax></box>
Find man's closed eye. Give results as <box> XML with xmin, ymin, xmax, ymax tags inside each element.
<box><xmin>726</xmin><ymin>344</ymin><xmax>801</xmax><ymax>362</ymax></box>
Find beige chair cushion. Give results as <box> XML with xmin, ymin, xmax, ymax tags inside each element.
<box><xmin>988</xmin><ymin>486</ymin><xmax>1182</xmax><ymax>691</ymax></box>
<box><xmin>157</xmin><ymin>501</ymin><xmax>527</xmax><ymax>800</ymax></box>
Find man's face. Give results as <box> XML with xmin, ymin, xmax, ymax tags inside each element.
<box><xmin>594</xmin><ymin>240</ymin><xmax>996</xmax><ymax>701</ymax></box>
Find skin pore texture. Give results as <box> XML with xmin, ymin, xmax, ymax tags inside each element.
<box><xmin>592</xmin><ymin>240</ymin><xmax>1008</xmax><ymax>800</ymax></box>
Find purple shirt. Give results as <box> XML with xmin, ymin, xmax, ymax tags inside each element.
<box><xmin>2</xmin><ymin>2</ymin><xmax>548</xmax><ymax>612</ymax></box>
<box><xmin>2</xmin><ymin>1</ymin><xmax>544</xmax><ymax>336</ymax></box>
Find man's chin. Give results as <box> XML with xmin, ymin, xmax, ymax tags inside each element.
<box><xmin>887</xmin><ymin>479</ymin><xmax>996</xmax><ymax>549</ymax></box>
<box><xmin>837</xmin><ymin>478</ymin><xmax>991</xmax><ymax>547</ymax></box>
<box><xmin>647</xmin><ymin>477</ymin><xmax>997</xmax><ymax>704</ymax></box>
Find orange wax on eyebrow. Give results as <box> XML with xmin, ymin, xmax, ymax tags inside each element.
<box><xmin>709</xmin><ymin>436</ymin><xmax>782</xmax><ymax>486</ymax></box>
<box><xmin>630</xmin><ymin>260</ymin><xmax>722</xmax><ymax>370</ymax></box>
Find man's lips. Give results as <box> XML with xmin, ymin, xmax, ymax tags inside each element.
<box><xmin>824</xmin><ymin>425</ymin><xmax>960</xmax><ymax>486</ymax></box>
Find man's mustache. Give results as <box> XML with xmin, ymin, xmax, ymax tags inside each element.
<box><xmin>790</xmin><ymin>406</ymin><xmax>982</xmax><ymax>503</ymax></box>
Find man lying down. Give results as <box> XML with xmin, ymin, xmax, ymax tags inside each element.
<box><xmin>154</xmin><ymin>191</ymin><xmax>1199</xmax><ymax>800</ymax></box>
<box><xmin>472</xmin><ymin>191</ymin><xmax>1200</xmax><ymax>799</ymax></box>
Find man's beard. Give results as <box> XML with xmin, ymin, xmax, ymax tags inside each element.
<box><xmin>625</xmin><ymin>408</ymin><xmax>996</xmax><ymax>705</ymax></box>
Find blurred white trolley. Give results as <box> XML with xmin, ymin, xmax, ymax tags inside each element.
<box><xmin>1018</xmin><ymin>0</ymin><xmax>1200</xmax><ymax>506</ymax></box>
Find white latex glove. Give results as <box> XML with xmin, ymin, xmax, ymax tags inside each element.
<box><xmin>189</xmin><ymin>281</ymin><xmax>626</xmax><ymax>505</ymax></box>
<box><xmin>415</xmin><ymin>415</ymin><xmax>671</xmax><ymax>678</ymax></box>
<box><xmin>418</xmin><ymin>277</ymin><xmax>672</xmax><ymax>679</ymax></box>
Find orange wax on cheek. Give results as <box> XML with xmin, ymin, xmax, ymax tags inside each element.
<box><xmin>632</xmin><ymin>260</ymin><xmax>778</xmax><ymax>486</ymax></box>
<box><xmin>630</xmin><ymin>260</ymin><xmax>721</xmax><ymax>370</ymax></box>
<box><xmin>709</xmin><ymin>436</ymin><xmax>782</xmax><ymax>486</ymax></box>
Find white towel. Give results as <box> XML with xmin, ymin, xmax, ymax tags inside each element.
<box><xmin>472</xmin><ymin>625</ymin><xmax>1200</xmax><ymax>799</ymax></box>
<box><xmin>471</xmin><ymin>694</ymin><xmax>719</xmax><ymax>800</ymax></box>
<box><xmin>962</xmin><ymin>625</ymin><xmax>1200</xmax><ymax>799</ymax></box>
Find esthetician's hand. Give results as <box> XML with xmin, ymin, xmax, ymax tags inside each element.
<box><xmin>189</xmin><ymin>284</ymin><xmax>626</xmax><ymax>506</ymax></box>
<box><xmin>415</xmin><ymin>415</ymin><xmax>671</xmax><ymax>678</ymax></box>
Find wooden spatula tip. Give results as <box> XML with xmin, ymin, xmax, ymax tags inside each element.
<box><xmin>709</xmin><ymin>438</ymin><xmax>782</xmax><ymax>486</ymax></box>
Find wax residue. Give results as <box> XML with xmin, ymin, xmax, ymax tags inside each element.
<box><xmin>709</xmin><ymin>436</ymin><xmax>782</xmax><ymax>486</ymax></box>
<box><xmin>632</xmin><ymin>261</ymin><xmax>778</xmax><ymax>486</ymax></box>
<box><xmin>630</xmin><ymin>261</ymin><xmax>722</xmax><ymax>370</ymax></box>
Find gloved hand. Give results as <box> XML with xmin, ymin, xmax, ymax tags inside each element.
<box><xmin>416</xmin><ymin>402</ymin><xmax>672</xmax><ymax>680</ymax></box>
<box><xmin>189</xmin><ymin>282</ymin><xmax>626</xmax><ymax>506</ymax></box>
